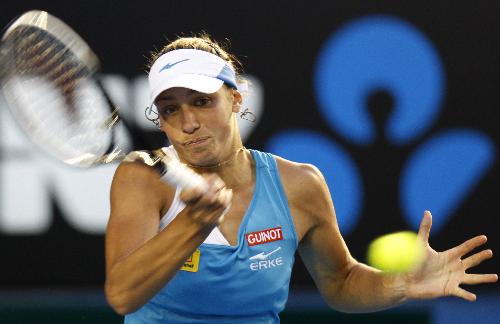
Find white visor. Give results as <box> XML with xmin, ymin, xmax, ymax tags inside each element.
<box><xmin>148</xmin><ymin>49</ymin><xmax>237</xmax><ymax>106</ymax></box>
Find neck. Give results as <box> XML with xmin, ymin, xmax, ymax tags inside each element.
<box><xmin>186</xmin><ymin>146</ymin><xmax>246</xmax><ymax>170</ymax></box>
<box><xmin>187</xmin><ymin>146</ymin><xmax>254</xmax><ymax>190</ymax></box>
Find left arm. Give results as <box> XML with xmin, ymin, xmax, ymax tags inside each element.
<box><xmin>280</xmin><ymin>160</ymin><xmax>497</xmax><ymax>313</ymax></box>
<box><xmin>290</xmin><ymin>163</ymin><xmax>407</xmax><ymax>312</ymax></box>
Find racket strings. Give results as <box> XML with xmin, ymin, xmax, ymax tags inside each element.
<box><xmin>7</xmin><ymin>26</ymin><xmax>91</xmax><ymax>118</ymax></box>
<box><xmin>2</xmin><ymin>25</ymin><xmax>113</xmax><ymax>164</ymax></box>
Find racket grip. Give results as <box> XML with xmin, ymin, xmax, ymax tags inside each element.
<box><xmin>161</xmin><ymin>158</ymin><xmax>208</xmax><ymax>191</ymax></box>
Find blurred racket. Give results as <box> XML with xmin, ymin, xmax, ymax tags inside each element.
<box><xmin>0</xmin><ymin>10</ymin><xmax>206</xmax><ymax>190</ymax></box>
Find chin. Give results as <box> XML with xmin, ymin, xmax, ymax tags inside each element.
<box><xmin>185</xmin><ymin>150</ymin><xmax>218</xmax><ymax>167</ymax></box>
<box><xmin>191</xmin><ymin>157</ymin><xmax>219</xmax><ymax>167</ymax></box>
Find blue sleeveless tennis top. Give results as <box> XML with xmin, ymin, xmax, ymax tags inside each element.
<box><xmin>124</xmin><ymin>150</ymin><xmax>298</xmax><ymax>323</ymax></box>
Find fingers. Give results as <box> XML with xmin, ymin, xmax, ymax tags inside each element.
<box><xmin>454</xmin><ymin>288</ymin><xmax>477</xmax><ymax>302</ymax></box>
<box><xmin>196</xmin><ymin>177</ymin><xmax>227</xmax><ymax>208</ymax></box>
<box><xmin>451</xmin><ymin>248</ymin><xmax>497</xmax><ymax>301</ymax></box>
<box><xmin>180</xmin><ymin>186</ymin><xmax>206</xmax><ymax>204</ymax></box>
<box><xmin>417</xmin><ymin>210</ymin><xmax>432</xmax><ymax>243</ymax></box>
<box><xmin>180</xmin><ymin>174</ymin><xmax>224</xmax><ymax>204</ymax></box>
<box><xmin>463</xmin><ymin>273</ymin><xmax>499</xmax><ymax>285</ymax></box>
<box><xmin>450</xmin><ymin>235</ymin><xmax>488</xmax><ymax>258</ymax></box>
<box><xmin>180</xmin><ymin>174</ymin><xmax>233</xmax><ymax>226</ymax></box>
<box><xmin>462</xmin><ymin>249</ymin><xmax>493</xmax><ymax>269</ymax></box>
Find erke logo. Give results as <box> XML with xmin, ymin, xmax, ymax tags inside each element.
<box><xmin>249</xmin><ymin>247</ymin><xmax>283</xmax><ymax>271</ymax></box>
<box><xmin>160</xmin><ymin>58</ymin><xmax>190</xmax><ymax>72</ymax></box>
<box><xmin>246</xmin><ymin>227</ymin><xmax>283</xmax><ymax>246</ymax></box>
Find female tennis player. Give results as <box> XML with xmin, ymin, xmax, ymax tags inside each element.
<box><xmin>104</xmin><ymin>35</ymin><xmax>497</xmax><ymax>323</ymax></box>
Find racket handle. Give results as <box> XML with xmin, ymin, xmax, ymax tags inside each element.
<box><xmin>161</xmin><ymin>158</ymin><xmax>208</xmax><ymax>191</ymax></box>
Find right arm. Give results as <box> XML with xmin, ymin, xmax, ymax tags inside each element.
<box><xmin>104</xmin><ymin>162</ymin><xmax>230</xmax><ymax>315</ymax></box>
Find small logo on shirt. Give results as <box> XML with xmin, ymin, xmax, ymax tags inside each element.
<box><xmin>160</xmin><ymin>58</ymin><xmax>190</xmax><ymax>72</ymax></box>
<box><xmin>181</xmin><ymin>249</ymin><xmax>200</xmax><ymax>272</ymax></box>
<box><xmin>249</xmin><ymin>247</ymin><xmax>284</xmax><ymax>271</ymax></box>
<box><xmin>246</xmin><ymin>227</ymin><xmax>283</xmax><ymax>246</ymax></box>
<box><xmin>249</xmin><ymin>247</ymin><xmax>281</xmax><ymax>260</ymax></box>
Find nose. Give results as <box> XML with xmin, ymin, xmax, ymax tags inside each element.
<box><xmin>180</xmin><ymin>106</ymin><xmax>200</xmax><ymax>134</ymax></box>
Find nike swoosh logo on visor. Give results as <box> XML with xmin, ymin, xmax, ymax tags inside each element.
<box><xmin>159</xmin><ymin>58</ymin><xmax>190</xmax><ymax>72</ymax></box>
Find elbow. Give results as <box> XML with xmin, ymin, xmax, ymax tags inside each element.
<box><xmin>316</xmin><ymin>282</ymin><xmax>356</xmax><ymax>313</ymax></box>
<box><xmin>326</xmin><ymin>303</ymin><xmax>360</xmax><ymax>314</ymax></box>
<box><xmin>109</xmin><ymin>303</ymin><xmax>132</xmax><ymax>317</ymax></box>
<box><xmin>322</xmin><ymin>293</ymin><xmax>364</xmax><ymax>314</ymax></box>
<box><xmin>323</xmin><ymin>295</ymin><xmax>356</xmax><ymax>314</ymax></box>
<box><xmin>105</xmin><ymin>280</ymin><xmax>140</xmax><ymax>316</ymax></box>
<box><xmin>320</xmin><ymin>259</ymin><xmax>363</xmax><ymax>313</ymax></box>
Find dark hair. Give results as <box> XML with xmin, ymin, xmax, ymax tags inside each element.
<box><xmin>148</xmin><ymin>32</ymin><xmax>243</xmax><ymax>78</ymax></box>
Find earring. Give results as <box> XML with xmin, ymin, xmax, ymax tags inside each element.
<box><xmin>144</xmin><ymin>106</ymin><xmax>160</xmax><ymax>128</ymax></box>
<box><xmin>239</xmin><ymin>107</ymin><xmax>256</xmax><ymax>122</ymax></box>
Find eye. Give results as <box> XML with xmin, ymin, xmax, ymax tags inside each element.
<box><xmin>194</xmin><ymin>97</ymin><xmax>212</xmax><ymax>107</ymax></box>
<box><xmin>158</xmin><ymin>105</ymin><xmax>178</xmax><ymax>117</ymax></box>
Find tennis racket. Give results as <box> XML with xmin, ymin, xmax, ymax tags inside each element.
<box><xmin>0</xmin><ymin>10</ymin><xmax>206</xmax><ymax>190</ymax></box>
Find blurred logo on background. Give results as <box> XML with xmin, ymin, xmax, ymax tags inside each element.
<box><xmin>267</xmin><ymin>15</ymin><xmax>496</xmax><ymax>234</ymax></box>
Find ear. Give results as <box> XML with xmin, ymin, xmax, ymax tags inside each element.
<box><xmin>231</xmin><ymin>89</ymin><xmax>243</xmax><ymax>113</ymax></box>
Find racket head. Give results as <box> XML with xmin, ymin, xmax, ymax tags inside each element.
<box><xmin>2</xmin><ymin>10</ymin><xmax>100</xmax><ymax>71</ymax></box>
<box><xmin>0</xmin><ymin>10</ymin><xmax>119</xmax><ymax>167</ymax></box>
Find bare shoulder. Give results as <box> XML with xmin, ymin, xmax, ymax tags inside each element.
<box><xmin>112</xmin><ymin>160</ymin><xmax>163</xmax><ymax>188</ymax></box>
<box><xmin>274</xmin><ymin>155</ymin><xmax>334</xmax><ymax>239</ymax></box>
<box><xmin>110</xmin><ymin>161</ymin><xmax>175</xmax><ymax>219</ymax></box>
<box><xmin>274</xmin><ymin>155</ymin><xmax>328</xmax><ymax>203</ymax></box>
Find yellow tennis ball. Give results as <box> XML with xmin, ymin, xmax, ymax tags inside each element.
<box><xmin>367</xmin><ymin>231</ymin><xmax>424</xmax><ymax>273</ymax></box>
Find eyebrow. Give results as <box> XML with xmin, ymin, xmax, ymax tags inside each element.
<box><xmin>156</xmin><ymin>89</ymin><xmax>200</xmax><ymax>102</ymax></box>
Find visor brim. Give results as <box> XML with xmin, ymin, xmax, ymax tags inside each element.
<box><xmin>150</xmin><ymin>74</ymin><xmax>224</xmax><ymax>105</ymax></box>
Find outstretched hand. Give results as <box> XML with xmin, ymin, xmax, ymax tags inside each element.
<box><xmin>404</xmin><ymin>211</ymin><xmax>498</xmax><ymax>301</ymax></box>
